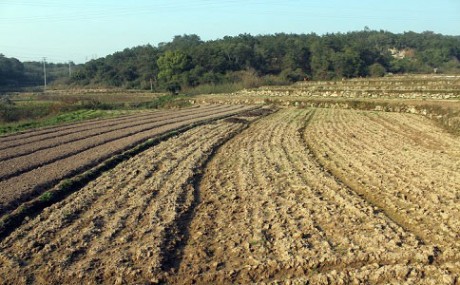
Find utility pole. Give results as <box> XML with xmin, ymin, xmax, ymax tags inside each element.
<box><xmin>68</xmin><ymin>61</ymin><xmax>72</xmax><ymax>77</ymax></box>
<box><xmin>43</xmin><ymin>57</ymin><xmax>47</xmax><ymax>91</ymax></box>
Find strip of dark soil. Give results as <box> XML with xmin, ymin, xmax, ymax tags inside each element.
<box><xmin>0</xmin><ymin>105</ymin><xmax>239</xmax><ymax>180</ymax></box>
<box><xmin>0</xmin><ymin>105</ymin><xmax>257</xmax><ymax>219</ymax></box>
<box><xmin>0</xmin><ymin>105</ymin><xmax>225</xmax><ymax>160</ymax></box>
<box><xmin>0</xmin><ymin>106</ymin><xmax>203</xmax><ymax>150</ymax></box>
<box><xmin>0</xmin><ymin>111</ymin><xmax>155</xmax><ymax>143</ymax></box>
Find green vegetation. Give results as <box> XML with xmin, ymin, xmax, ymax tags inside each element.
<box><xmin>0</xmin><ymin>109</ymin><xmax>122</xmax><ymax>135</ymax></box>
<box><xmin>1</xmin><ymin>30</ymin><xmax>459</xmax><ymax>133</ymax></box>
<box><xmin>0</xmin><ymin>55</ymin><xmax>74</xmax><ymax>91</ymax></box>
<box><xmin>157</xmin><ymin>50</ymin><xmax>192</xmax><ymax>94</ymax></box>
<box><xmin>137</xmin><ymin>94</ymin><xmax>191</xmax><ymax>109</ymax></box>
<box><xmin>0</xmin><ymin>91</ymin><xmax>190</xmax><ymax>135</ymax></box>
<box><xmin>1</xmin><ymin>30</ymin><xmax>460</xmax><ymax>93</ymax></box>
<box><xmin>39</xmin><ymin>191</ymin><xmax>54</xmax><ymax>202</ymax></box>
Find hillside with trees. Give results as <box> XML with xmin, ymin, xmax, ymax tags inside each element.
<box><xmin>0</xmin><ymin>54</ymin><xmax>73</xmax><ymax>92</ymax></box>
<box><xmin>1</xmin><ymin>30</ymin><xmax>460</xmax><ymax>92</ymax></box>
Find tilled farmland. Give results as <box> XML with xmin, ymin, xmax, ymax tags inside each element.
<box><xmin>0</xmin><ymin>104</ymin><xmax>459</xmax><ymax>284</ymax></box>
<box><xmin>0</xmin><ymin>104</ymin><xmax>254</xmax><ymax>217</ymax></box>
<box><xmin>170</xmin><ymin>109</ymin><xmax>460</xmax><ymax>284</ymax></box>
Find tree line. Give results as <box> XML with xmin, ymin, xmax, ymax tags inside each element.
<box><xmin>0</xmin><ymin>56</ymin><xmax>73</xmax><ymax>92</ymax></box>
<box><xmin>2</xmin><ymin>30</ymin><xmax>460</xmax><ymax>92</ymax></box>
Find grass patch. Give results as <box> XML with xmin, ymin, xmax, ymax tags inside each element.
<box><xmin>59</xmin><ymin>179</ymin><xmax>73</xmax><ymax>190</ymax></box>
<box><xmin>184</xmin><ymin>82</ymin><xmax>245</xmax><ymax>95</ymax></box>
<box><xmin>135</xmin><ymin>94</ymin><xmax>192</xmax><ymax>109</ymax></box>
<box><xmin>39</xmin><ymin>191</ymin><xmax>54</xmax><ymax>202</ymax></box>
<box><xmin>0</xmin><ymin>101</ymin><xmax>55</xmax><ymax>122</ymax></box>
<box><xmin>0</xmin><ymin>109</ymin><xmax>128</xmax><ymax>135</ymax></box>
<box><xmin>0</xmin><ymin>92</ymin><xmax>195</xmax><ymax>135</ymax></box>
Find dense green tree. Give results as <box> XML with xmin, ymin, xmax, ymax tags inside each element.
<box><xmin>310</xmin><ymin>39</ymin><xmax>335</xmax><ymax>79</ymax></box>
<box><xmin>0</xmin><ymin>55</ymin><xmax>25</xmax><ymax>86</ymax></box>
<box><xmin>369</xmin><ymin>63</ymin><xmax>386</xmax><ymax>77</ymax></box>
<box><xmin>2</xmin><ymin>30</ymin><xmax>460</xmax><ymax>92</ymax></box>
<box><xmin>157</xmin><ymin>50</ymin><xmax>192</xmax><ymax>93</ymax></box>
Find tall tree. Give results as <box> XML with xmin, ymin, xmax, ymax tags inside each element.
<box><xmin>157</xmin><ymin>50</ymin><xmax>191</xmax><ymax>93</ymax></box>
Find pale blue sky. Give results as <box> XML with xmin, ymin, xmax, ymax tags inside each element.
<box><xmin>1</xmin><ymin>0</ymin><xmax>459</xmax><ymax>63</ymax></box>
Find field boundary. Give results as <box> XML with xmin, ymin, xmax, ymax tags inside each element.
<box><xmin>192</xmin><ymin>97</ymin><xmax>460</xmax><ymax>134</ymax></box>
<box><xmin>0</xmin><ymin>106</ymin><xmax>261</xmax><ymax>241</ymax></box>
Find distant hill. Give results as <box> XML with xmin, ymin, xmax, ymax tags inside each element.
<box><xmin>2</xmin><ymin>30</ymin><xmax>459</xmax><ymax>92</ymax></box>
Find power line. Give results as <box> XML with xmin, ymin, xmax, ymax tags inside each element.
<box><xmin>1</xmin><ymin>0</ymin><xmax>459</xmax><ymax>27</ymax></box>
<box><xmin>42</xmin><ymin>57</ymin><xmax>47</xmax><ymax>91</ymax></box>
<box><xmin>0</xmin><ymin>0</ymin><xmax>304</xmax><ymax>24</ymax></box>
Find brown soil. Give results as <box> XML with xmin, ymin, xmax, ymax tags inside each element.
<box><xmin>0</xmin><ymin>105</ymin><xmax>255</xmax><ymax>217</ymax></box>
<box><xmin>304</xmin><ymin>108</ymin><xmax>460</xmax><ymax>247</ymax></box>
<box><xmin>0</xmin><ymin>105</ymin><xmax>232</xmax><ymax>179</ymax></box>
<box><xmin>0</xmin><ymin>107</ymin><xmax>458</xmax><ymax>284</ymax></box>
<box><xmin>167</xmin><ymin>108</ymin><xmax>459</xmax><ymax>284</ymax></box>
<box><xmin>0</xmin><ymin>117</ymin><xmax>251</xmax><ymax>284</ymax></box>
<box><xmin>0</xmin><ymin>107</ymin><xmax>200</xmax><ymax>156</ymax></box>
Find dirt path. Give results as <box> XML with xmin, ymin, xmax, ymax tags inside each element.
<box><xmin>168</xmin><ymin>109</ymin><xmax>459</xmax><ymax>284</ymax></box>
<box><xmin>0</xmin><ymin>105</ymin><xmax>254</xmax><ymax>217</ymax></box>
<box><xmin>0</xmin><ymin>115</ymin><xmax>256</xmax><ymax>284</ymax></box>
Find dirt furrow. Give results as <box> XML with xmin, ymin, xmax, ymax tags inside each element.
<box><xmin>304</xmin><ymin>108</ymin><xmax>460</xmax><ymax>248</ymax></box>
<box><xmin>362</xmin><ymin>112</ymin><xmax>450</xmax><ymax>150</ymax></box>
<box><xmin>267</xmin><ymin>111</ymin><xmax>434</xmax><ymax>264</ymax></box>
<box><xmin>1</xmin><ymin>106</ymin><xmax>457</xmax><ymax>284</ymax></box>
<box><xmin>342</xmin><ymin>110</ymin><xmax>460</xmax><ymax>239</ymax></box>
<box><xmin>0</xmin><ymin>118</ymin><xmax>250</xmax><ymax>284</ymax></box>
<box><xmin>0</xmin><ymin>105</ymin><xmax>224</xmax><ymax>160</ymax></box>
<box><xmin>167</xmin><ymin>108</ymin><xmax>446</xmax><ymax>284</ymax></box>
<box><xmin>363</xmin><ymin>111</ymin><xmax>460</xmax><ymax>159</ymax></box>
<box><xmin>0</xmin><ymin>105</ymin><xmax>255</xmax><ymax>217</ymax></box>
<box><xmin>0</xmin><ymin>105</ymin><xmax>243</xmax><ymax>180</ymax></box>
<box><xmin>304</xmin><ymin>109</ymin><xmax>436</xmax><ymax>242</ymax></box>
<box><xmin>0</xmin><ymin>110</ymin><xmax>163</xmax><ymax>144</ymax></box>
<box><xmin>172</xmin><ymin>109</ymin><xmax>310</xmax><ymax>283</ymax></box>
<box><xmin>256</xmin><ymin>110</ymin><xmax>336</xmax><ymax>259</ymax></box>
<box><xmin>271</xmin><ymin>261</ymin><xmax>460</xmax><ymax>285</ymax></box>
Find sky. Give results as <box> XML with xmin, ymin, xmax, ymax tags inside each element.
<box><xmin>1</xmin><ymin>0</ymin><xmax>459</xmax><ymax>63</ymax></box>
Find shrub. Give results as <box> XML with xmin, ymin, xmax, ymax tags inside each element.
<box><xmin>369</xmin><ymin>63</ymin><xmax>386</xmax><ymax>77</ymax></box>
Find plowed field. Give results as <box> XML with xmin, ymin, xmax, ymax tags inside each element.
<box><xmin>0</xmin><ymin>106</ymin><xmax>459</xmax><ymax>284</ymax></box>
<box><xmin>170</xmin><ymin>109</ymin><xmax>460</xmax><ymax>284</ymax></box>
<box><xmin>0</xmin><ymin>104</ymin><xmax>254</xmax><ymax>216</ymax></box>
